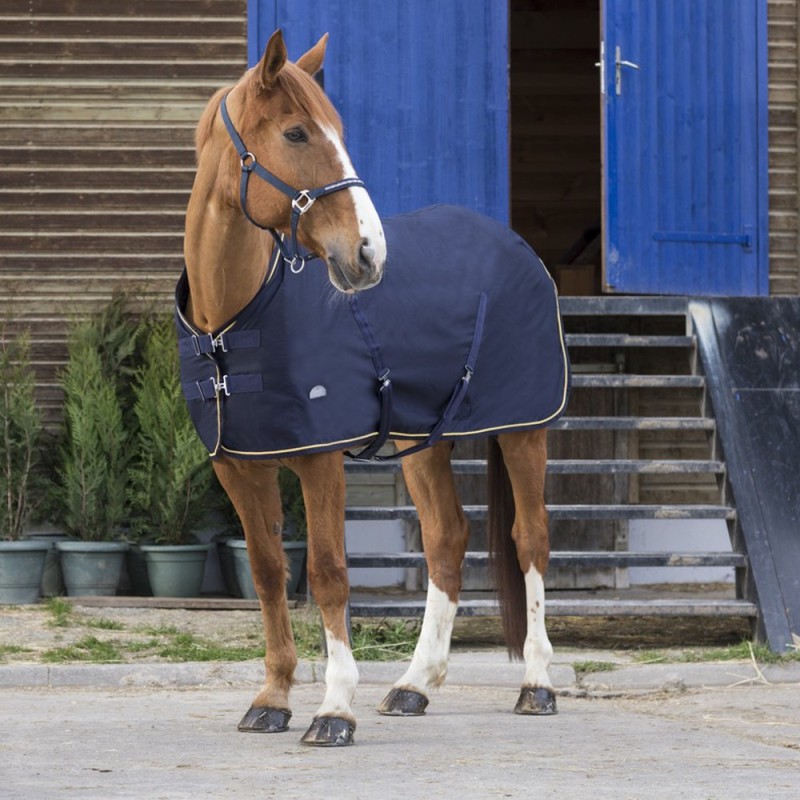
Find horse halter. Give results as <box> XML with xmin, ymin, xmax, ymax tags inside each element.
<box><xmin>219</xmin><ymin>93</ymin><xmax>366</xmax><ymax>273</ymax></box>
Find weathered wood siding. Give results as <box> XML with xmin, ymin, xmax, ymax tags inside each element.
<box><xmin>0</xmin><ymin>0</ymin><xmax>248</xmax><ymax>424</ymax></box>
<box><xmin>769</xmin><ymin>0</ymin><xmax>800</xmax><ymax>295</ymax></box>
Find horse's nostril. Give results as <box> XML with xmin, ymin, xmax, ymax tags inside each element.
<box><xmin>359</xmin><ymin>239</ymin><xmax>378</xmax><ymax>272</ymax></box>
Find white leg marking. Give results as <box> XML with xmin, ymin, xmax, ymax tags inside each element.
<box><xmin>322</xmin><ymin>125</ymin><xmax>386</xmax><ymax>264</ymax></box>
<box><xmin>523</xmin><ymin>566</ymin><xmax>554</xmax><ymax>689</ymax></box>
<box><xmin>394</xmin><ymin>581</ymin><xmax>457</xmax><ymax>692</ymax></box>
<box><xmin>315</xmin><ymin>629</ymin><xmax>360</xmax><ymax>720</ymax></box>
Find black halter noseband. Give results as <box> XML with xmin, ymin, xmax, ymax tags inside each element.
<box><xmin>219</xmin><ymin>94</ymin><xmax>366</xmax><ymax>273</ymax></box>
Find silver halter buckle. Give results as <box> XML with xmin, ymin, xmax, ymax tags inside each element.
<box><xmin>292</xmin><ymin>190</ymin><xmax>316</xmax><ymax>215</ymax></box>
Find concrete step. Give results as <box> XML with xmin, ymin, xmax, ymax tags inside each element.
<box><xmin>349</xmin><ymin>597</ymin><xmax>758</xmax><ymax>619</ymax></box>
<box><xmin>347</xmin><ymin>551</ymin><xmax>746</xmax><ymax>569</ymax></box>
<box><xmin>346</xmin><ymin>458</ymin><xmax>725</xmax><ymax>475</ymax></box>
<box><xmin>346</xmin><ymin>504</ymin><xmax>736</xmax><ymax>522</ymax></box>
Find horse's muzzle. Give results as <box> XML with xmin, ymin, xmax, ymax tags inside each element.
<box><xmin>327</xmin><ymin>239</ymin><xmax>384</xmax><ymax>293</ymax></box>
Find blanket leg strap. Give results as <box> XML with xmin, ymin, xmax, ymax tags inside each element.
<box><xmin>347</xmin><ymin>292</ymin><xmax>488</xmax><ymax>462</ymax></box>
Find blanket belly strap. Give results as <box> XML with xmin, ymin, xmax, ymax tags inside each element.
<box><xmin>182</xmin><ymin>373</ymin><xmax>263</xmax><ymax>401</ymax></box>
<box><xmin>348</xmin><ymin>291</ymin><xmax>489</xmax><ymax>462</ymax></box>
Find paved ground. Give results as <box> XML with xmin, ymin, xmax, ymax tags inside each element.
<box><xmin>1</xmin><ymin>679</ymin><xmax>799</xmax><ymax>800</ymax></box>
<box><xmin>1</xmin><ymin>605</ymin><xmax>799</xmax><ymax>798</ymax></box>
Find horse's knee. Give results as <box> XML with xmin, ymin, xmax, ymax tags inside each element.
<box><xmin>307</xmin><ymin>555</ymin><xmax>349</xmax><ymax>603</ymax></box>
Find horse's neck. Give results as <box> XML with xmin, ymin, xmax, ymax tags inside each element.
<box><xmin>183</xmin><ymin>174</ymin><xmax>273</xmax><ymax>333</ymax></box>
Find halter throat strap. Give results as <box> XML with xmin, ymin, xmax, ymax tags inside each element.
<box><xmin>219</xmin><ymin>93</ymin><xmax>366</xmax><ymax>272</ymax></box>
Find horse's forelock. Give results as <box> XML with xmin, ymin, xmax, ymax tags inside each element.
<box><xmin>237</xmin><ymin>62</ymin><xmax>343</xmax><ymax>136</ymax></box>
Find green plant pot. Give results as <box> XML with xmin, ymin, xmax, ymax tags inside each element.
<box><xmin>26</xmin><ymin>532</ymin><xmax>68</xmax><ymax>597</ymax></box>
<box><xmin>139</xmin><ymin>544</ymin><xmax>210</xmax><ymax>598</ymax></box>
<box><xmin>55</xmin><ymin>541</ymin><xmax>129</xmax><ymax>597</ymax></box>
<box><xmin>0</xmin><ymin>540</ymin><xmax>51</xmax><ymax>604</ymax></box>
<box><xmin>227</xmin><ymin>539</ymin><xmax>307</xmax><ymax>600</ymax></box>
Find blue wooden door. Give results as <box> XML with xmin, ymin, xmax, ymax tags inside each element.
<box><xmin>248</xmin><ymin>0</ymin><xmax>509</xmax><ymax>222</ymax></box>
<box><xmin>602</xmin><ymin>0</ymin><xmax>768</xmax><ymax>295</ymax></box>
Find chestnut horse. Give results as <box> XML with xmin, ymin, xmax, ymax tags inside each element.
<box><xmin>183</xmin><ymin>30</ymin><xmax>560</xmax><ymax>746</ymax></box>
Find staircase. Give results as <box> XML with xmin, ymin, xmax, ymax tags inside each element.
<box><xmin>343</xmin><ymin>297</ymin><xmax>758</xmax><ymax>633</ymax></box>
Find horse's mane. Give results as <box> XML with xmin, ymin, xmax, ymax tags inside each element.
<box><xmin>194</xmin><ymin>62</ymin><xmax>343</xmax><ymax>162</ymax></box>
<box><xmin>195</xmin><ymin>86</ymin><xmax>230</xmax><ymax>160</ymax></box>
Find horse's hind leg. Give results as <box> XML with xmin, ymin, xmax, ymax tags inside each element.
<box><xmin>496</xmin><ymin>429</ymin><xmax>557</xmax><ymax>714</ymax></box>
<box><xmin>212</xmin><ymin>458</ymin><xmax>297</xmax><ymax>734</ymax></box>
<box><xmin>378</xmin><ymin>441</ymin><xmax>469</xmax><ymax>716</ymax></box>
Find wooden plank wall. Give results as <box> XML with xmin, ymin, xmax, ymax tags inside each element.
<box><xmin>768</xmin><ymin>0</ymin><xmax>800</xmax><ymax>295</ymax></box>
<box><xmin>0</xmin><ymin>0</ymin><xmax>248</xmax><ymax>425</ymax></box>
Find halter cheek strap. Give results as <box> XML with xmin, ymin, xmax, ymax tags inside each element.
<box><xmin>219</xmin><ymin>93</ymin><xmax>366</xmax><ymax>272</ymax></box>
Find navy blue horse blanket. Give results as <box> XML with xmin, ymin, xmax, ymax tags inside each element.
<box><xmin>176</xmin><ymin>205</ymin><xmax>570</xmax><ymax>460</ymax></box>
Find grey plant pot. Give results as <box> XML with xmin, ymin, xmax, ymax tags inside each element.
<box><xmin>0</xmin><ymin>540</ymin><xmax>51</xmax><ymax>605</ymax></box>
<box><xmin>27</xmin><ymin>532</ymin><xmax>69</xmax><ymax>597</ymax></box>
<box><xmin>227</xmin><ymin>538</ymin><xmax>307</xmax><ymax>599</ymax></box>
<box><xmin>139</xmin><ymin>543</ymin><xmax>211</xmax><ymax>598</ymax></box>
<box><xmin>55</xmin><ymin>541</ymin><xmax>129</xmax><ymax>597</ymax></box>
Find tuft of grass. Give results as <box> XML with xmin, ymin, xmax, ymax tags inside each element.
<box><xmin>156</xmin><ymin>632</ymin><xmax>264</xmax><ymax>662</ymax></box>
<box><xmin>632</xmin><ymin>641</ymin><xmax>800</xmax><ymax>666</ymax></box>
<box><xmin>85</xmin><ymin>618</ymin><xmax>125</xmax><ymax>631</ymax></box>
<box><xmin>290</xmin><ymin>614</ymin><xmax>324</xmax><ymax>660</ymax></box>
<box><xmin>350</xmin><ymin>620</ymin><xmax>420</xmax><ymax>661</ymax></box>
<box><xmin>44</xmin><ymin>597</ymin><xmax>74</xmax><ymax>628</ymax></box>
<box><xmin>135</xmin><ymin>624</ymin><xmax>180</xmax><ymax>637</ymax></box>
<box><xmin>0</xmin><ymin>644</ymin><xmax>31</xmax><ymax>662</ymax></box>
<box><xmin>41</xmin><ymin>635</ymin><xmax>122</xmax><ymax>664</ymax></box>
<box><xmin>573</xmin><ymin>660</ymin><xmax>618</xmax><ymax>678</ymax></box>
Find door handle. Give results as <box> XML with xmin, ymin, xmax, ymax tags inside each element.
<box><xmin>615</xmin><ymin>45</ymin><xmax>639</xmax><ymax>95</ymax></box>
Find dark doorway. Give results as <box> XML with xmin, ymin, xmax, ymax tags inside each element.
<box><xmin>510</xmin><ymin>0</ymin><xmax>601</xmax><ymax>295</ymax></box>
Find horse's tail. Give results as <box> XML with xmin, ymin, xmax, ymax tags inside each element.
<box><xmin>487</xmin><ymin>436</ymin><xmax>527</xmax><ymax>660</ymax></box>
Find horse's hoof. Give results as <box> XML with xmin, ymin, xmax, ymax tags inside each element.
<box><xmin>300</xmin><ymin>716</ymin><xmax>355</xmax><ymax>747</ymax></box>
<box><xmin>377</xmin><ymin>687</ymin><xmax>429</xmax><ymax>716</ymax></box>
<box><xmin>514</xmin><ymin>686</ymin><xmax>558</xmax><ymax>715</ymax></box>
<box><xmin>238</xmin><ymin>705</ymin><xmax>292</xmax><ymax>733</ymax></box>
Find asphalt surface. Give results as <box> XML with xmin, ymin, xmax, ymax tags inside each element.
<box><xmin>1</xmin><ymin>652</ymin><xmax>799</xmax><ymax>799</ymax></box>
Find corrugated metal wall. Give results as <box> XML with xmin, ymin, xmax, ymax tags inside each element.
<box><xmin>768</xmin><ymin>0</ymin><xmax>800</xmax><ymax>294</ymax></box>
<box><xmin>0</xmin><ymin>0</ymin><xmax>247</xmax><ymax>423</ymax></box>
<box><xmin>252</xmin><ymin>0</ymin><xmax>510</xmax><ymax>222</ymax></box>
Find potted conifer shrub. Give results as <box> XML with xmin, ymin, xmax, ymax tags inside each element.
<box><xmin>130</xmin><ymin>317</ymin><xmax>213</xmax><ymax>597</ymax></box>
<box><xmin>54</xmin><ymin>303</ymin><xmax>134</xmax><ymax>596</ymax></box>
<box><xmin>0</xmin><ymin>325</ymin><xmax>50</xmax><ymax>604</ymax></box>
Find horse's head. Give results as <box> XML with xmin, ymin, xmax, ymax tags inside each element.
<box><xmin>213</xmin><ymin>30</ymin><xmax>385</xmax><ymax>292</ymax></box>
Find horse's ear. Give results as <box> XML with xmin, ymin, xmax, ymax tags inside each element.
<box><xmin>258</xmin><ymin>29</ymin><xmax>288</xmax><ymax>89</ymax></box>
<box><xmin>295</xmin><ymin>33</ymin><xmax>328</xmax><ymax>77</ymax></box>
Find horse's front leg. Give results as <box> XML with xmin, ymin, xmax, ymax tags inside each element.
<box><xmin>212</xmin><ymin>458</ymin><xmax>297</xmax><ymax>733</ymax></box>
<box><xmin>288</xmin><ymin>451</ymin><xmax>358</xmax><ymax>746</ymax></box>
<box><xmin>379</xmin><ymin>441</ymin><xmax>469</xmax><ymax>716</ymax></box>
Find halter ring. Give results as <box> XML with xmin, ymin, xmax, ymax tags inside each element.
<box><xmin>289</xmin><ymin>256</ymin><xmax>306</xmax><ymax>274</ymax></box>
<box><xmin>240</xmin><ymin>151</ymin><xmax>257</xmax><ymax>170</ymax></box>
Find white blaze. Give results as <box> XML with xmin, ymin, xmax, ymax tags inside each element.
<box><xmin>322</xmin><ymin>125</ymin><xmax>387</xmax><ymax>266</ymax></box>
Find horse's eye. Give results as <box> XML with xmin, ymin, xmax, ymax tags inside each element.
<box><xmin>284</xmin><ymin>128</ymin><xmax>308</xmax><ymax>144</ymax></box>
